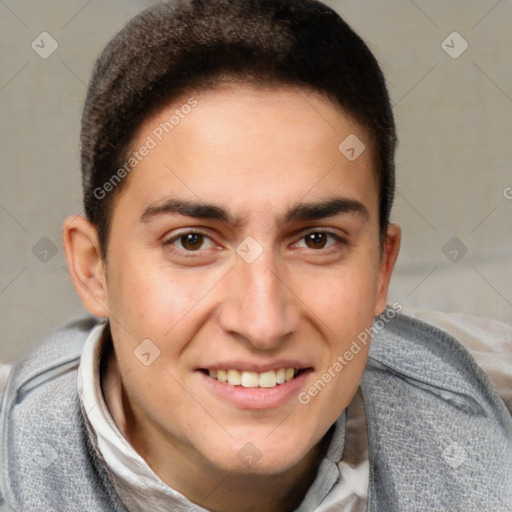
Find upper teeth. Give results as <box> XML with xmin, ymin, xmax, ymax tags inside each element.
<box><xmin>208</xmin><ymin>368</ymin><xmax>297</xmax><ymax>388</ymax></box>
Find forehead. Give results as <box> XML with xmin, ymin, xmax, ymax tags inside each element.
<box><xmin>115</xmin><ymin>83</ymin><xmax>378</xmax><ymax>224</ymax></box>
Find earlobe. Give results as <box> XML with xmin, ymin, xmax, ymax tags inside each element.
<box><xmin>374</xmin><ymin>223</ymin><xmax>401</xmax><ymax>316</ymax></box>
<box><xmin>62</xmin><ymin>215</ymin><xmax>109</xmax><ymax>318</ymax></box>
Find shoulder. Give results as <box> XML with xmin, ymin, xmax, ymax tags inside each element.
<box><xmin>362</xmin><ymin>308</ymin><xmax>512</xmax><ymax>508</ymax></box>
<box><xmin>367</xmin><ymin>307</ymin><xmax>510</xmax><ymax>418</ymax></box>
<box><xmin>400</xmin><ymin>307</ymin><xmax>512</xmax><ymax>412</ymax></box>
<box><xmin>0</xmin><ymin>317</ymin><xmax>100</xmax><ymax>409</ymax></box>
<box><xmin>5</xmin><ymin>317</ymin><xmax>99</xmax><ymax>394</ymax></box>
<box><xmin>0</xmin><ymin>318</ymin><xmax>115</xmax><ymax>511</ymax></box>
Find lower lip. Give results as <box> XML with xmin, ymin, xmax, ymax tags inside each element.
<box><xmin>197</xmin><ymin>370</ymin><xmax>312</xmax><ymax>410</ymax></box>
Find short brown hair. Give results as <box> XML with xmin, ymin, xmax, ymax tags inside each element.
<box><xmin>81</xmin><ymin>0</ymin><xmax>397</xmax><ymax>256</ymax></box>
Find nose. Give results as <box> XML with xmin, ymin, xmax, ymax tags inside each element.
<box><xmin>218</xmin><ymin>250</ymin><xmax>300</xmax><ymax>350</ymax></box>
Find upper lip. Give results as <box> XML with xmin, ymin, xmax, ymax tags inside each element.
<box><xmin>199</xmin><ymin>360</ymin><xmax>312</xmax><ymax>373</ymax></box>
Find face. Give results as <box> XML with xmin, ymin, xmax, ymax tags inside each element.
<box><xmin>69</xmin><ymin>84</ymin><xmax>399</xmax><ymax>481</ymax></box>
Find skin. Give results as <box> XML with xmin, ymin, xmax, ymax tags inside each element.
<box><xmin>63</xmin><ymin>83</ymin><xmax>401</xmax><ymax>512</ymax></box>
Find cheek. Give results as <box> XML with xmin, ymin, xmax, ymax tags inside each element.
<box><xmin>106</xmin><ymin>254</ymin><xmax>214</xmax><ymax>337</ymax></box>
<box><xmin>294</xmin><ymin>260</ymin><xmax>378</xmax><ymax>402</ymax></box>
<box><xmin>296</xmin><ymin>262</ymin><xmax>380</xmax><ymax>331</ymax></box>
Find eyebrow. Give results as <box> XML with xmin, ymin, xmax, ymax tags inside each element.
<box><xmin>140</xmin><ymin>197</ymin><xmax>369</xmax><ymax>225</ymax></box>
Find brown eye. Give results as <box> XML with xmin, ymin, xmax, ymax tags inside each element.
<box><xmin>164</xmin><ymin>231</ymin><xmax>216</xmax><ymax>254</ymax></box>
<box><xmin>294</xmin><ymin>231</ymin><xmax>344</xmax><ymax>252</ymax></box>
<box><xmin>179</xmin><ymin>233</ymin><xmax>204</xmax><ymax>251</ymax></box>
<box><xmin>304</xmin><ymin>232</ymin><xmax>328</xmax><ymax>249</ymax></box>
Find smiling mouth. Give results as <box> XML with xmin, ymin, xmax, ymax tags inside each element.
<box><xmin>200</xmin><ymin>368</ymin><xmax>307</xmax><ymax>388</ymax></box>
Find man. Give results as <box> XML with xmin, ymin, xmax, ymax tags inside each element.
<box><xmin>1</xmin><ymin>0</ymin><xmax>511</xmax><ymax>510</ymax></box>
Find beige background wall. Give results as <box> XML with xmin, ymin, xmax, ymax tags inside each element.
<box><xmin>1</xmin><ymin>0</ymin><xmax>511</xmax><ymax>363</ymax></box>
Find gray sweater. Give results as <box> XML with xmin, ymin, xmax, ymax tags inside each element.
<box><xmin>1</xmin><ymin>311</ymin><xmax>511</xmax><ymax>511</ymax></box>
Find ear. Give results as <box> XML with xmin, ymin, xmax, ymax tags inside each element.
<box><xmin>373</xmin><ymin>223</ymin><xmax>401</xmax><ymax>316</ymax></box>
<box><xmin>62</xmin><ymin>215</ymin><xmax>109</xmax><ymax>318</ymax></box>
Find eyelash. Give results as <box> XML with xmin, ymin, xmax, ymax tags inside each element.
<box><xmin>162</xmin><ymin>229</ymin><xmax>348</xmax><ymax>256</ymax></box>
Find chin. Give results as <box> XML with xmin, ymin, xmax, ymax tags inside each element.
<box><xmin>202</xmin><ymin>431</ymin><xmax>315</xmax><ymax>476</ymax></box>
